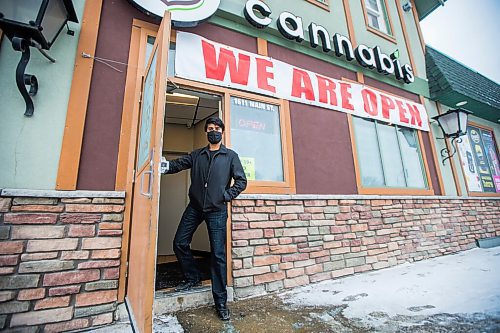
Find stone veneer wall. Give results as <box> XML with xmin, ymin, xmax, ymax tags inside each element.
<box><xmin>0</xmin><ymin>189</ymin><xmax>125</xmax><ymax>332</ymax></box>
<box><xmin>230</xmin><ymin>196</ymin><xmax>500</xmax><ymax>298</ymax></box>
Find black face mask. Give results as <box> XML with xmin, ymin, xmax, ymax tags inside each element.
<box><xmin>207</xmin><ymin>131</ymin><xmax>222</xmax><ymax>144</ymax></box>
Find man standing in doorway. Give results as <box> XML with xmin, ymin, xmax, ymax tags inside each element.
<box><xmin>160</xmin><ymin>117</ymin><xmax>247</xmax><ymax>321</ymax></box>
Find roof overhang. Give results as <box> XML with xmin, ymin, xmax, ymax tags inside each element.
<box><xmin>414</xmin><ymin>0</ymin><xmax>447</xmax><ymax>21</ymax></box>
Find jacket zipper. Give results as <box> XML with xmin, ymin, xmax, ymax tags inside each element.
<box><xmin>202</xmin><ymin>150</ymin><xmax>219</xmax><ymax>210</ymax></box>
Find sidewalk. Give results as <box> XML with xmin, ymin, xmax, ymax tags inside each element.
<box><xmin>93</xmin><ymin>247</ymin><xmax>500</xmax><ymax>332</ymax></box>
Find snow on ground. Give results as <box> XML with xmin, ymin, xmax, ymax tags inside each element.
<box><xmin>282</xmin><ymin>248</ymin><xmax>500</xmax><ymax>323</ymax></box>
<box><xmin>154</xmin><ymin>314</ymin><xmax>184</xmax><ymax>333</ymax></box>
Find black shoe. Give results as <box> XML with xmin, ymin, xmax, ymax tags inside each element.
<box><xmin>175</xmin><ymin>279</ymin><xmax>201</xmax><ymax>292</ymax></box>
<box><xmin>216</xmin><ymin>304</ymin><xmax>230</xmax><ymax>321</ymax></box>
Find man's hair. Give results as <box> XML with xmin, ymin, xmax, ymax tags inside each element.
<box><xmin>204</xmin><ymin>117</ymin><xmax>225</xmax><ymax>132</ymax></box>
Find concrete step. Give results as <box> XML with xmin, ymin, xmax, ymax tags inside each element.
<box><xmin>154</xmin><ymin>286</ymin><xmax>234</xmax><ymax>314</ymax></box>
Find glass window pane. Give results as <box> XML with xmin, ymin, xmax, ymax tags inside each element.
<box><xmin>367</xmin><ymin>0</ymin><xmax>380</xmax><ymax>12</ymax></box>
<box><xmin>168</xmin><ymin>43</ymin><xmax>176</xmax><ymax>77</ymax></box>
<box><xmin>145</xmin><ymin>36</ymin><xmax>155</xmax><ymax>68</ymax></box>
<box><xmin>397</xmin><ymin>128</ymin><xmax>426</xmax><ymax>188</ymax></box>
<box><xmin>137</xmin><ymin>50</ymin><xmax>157</xmax><ymax>167</ymax></box>
<box><xmin>368</xmin><ymin>13</ymin><xmax>380</xmax><ymax>30</ymax></box>
<box><xmin>353</xmin><ymin>117</ymin><xmax>384</xmax><ymax>187</ymax></box>
<box><xmin>377</xmin><ymin>122</ymin><xmax>406</xmax><ymax>187</ymax></box>
<box><xmin>230</xmin><ymin>97</ymin><xmax>284</xmax><ymax>182</ymax></box>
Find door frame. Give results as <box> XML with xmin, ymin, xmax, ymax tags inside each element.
<box><xmin>124</xmin><ymin>11</ymin><xmax>171</xmax><ymax>333</ymax></box>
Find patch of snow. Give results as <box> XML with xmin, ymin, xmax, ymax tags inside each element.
<box><xmin>282</xmin><ymin>248</ymin><xmax>500</xmax><ymax>323</ymax></box>
<box><xmin>154</xmin><ymin>315</ymin><xmax>184</xmax><ymax>333</ymax></box>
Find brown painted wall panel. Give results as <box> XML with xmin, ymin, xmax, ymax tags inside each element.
<box><xmin>179</xmin><ymin>24</ymin><xmax>258</xmax><ymax>54</ymax></box>
<box><xmin>290</xmin><ymin>102</ymin><xmax>357</xmax><ymax>194</ymax></box>
<box><xmin>364</xmin><ymin>76</ymin><xmax>420</xmax><ymax>103</ymax></box>
<box><xmin>268</xmin><ymin>43</ymin><xmax>357</xmax><ymax>81</ymax></box>
<box><xmin>77</xmin><ymin>1</ymin><xmax>154</xmax><ymax>190</ymax></box>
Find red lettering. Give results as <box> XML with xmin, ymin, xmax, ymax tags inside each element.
<box><xmin>380</xmin><ymin>94</ymin><xmax>395</xmax><ymax>120</ymax></box>
<box><xmin>396</xmin><ymin>100</ymin><xmax>410</xmax><ymax>124</ymax></box>
<box><xmin>316</xmin><ymin>75</ymin><xmax>338</xmax><ymax>106</ymax></box>
<box><xmin>339</xmin><ymin>82</ymin><xmax>354</xmax><ymax>111</ymax></box>
<box><xmin>291</xmin><ymin>68</ymin><xmax>315</xmax><ymax>101</ymax></box>
<box><xmin>202</xmin><ymin>40</ymin><xmax>250</xmax><ymax>85</ymax></box>
<box><xmin>406</xmin><ymin>103</ymin><xmax>422</xmax><ymax>127</ymax></box>
<box><xmin>256</xmin><ymin>58</ymin><xmax>276</xmax><ymax>93</ymax></box>
<box><xmin>238</xmin><ymin>119</ymin><xmax>266</xmax><ymax>131</ymax></box>
<box><xmin>361</xmin><ymin>89</ymin><xmax>378</xmax><ymax>116</ymax></box>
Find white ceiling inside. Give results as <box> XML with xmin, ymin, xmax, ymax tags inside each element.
<box><xmin>165</xmin><ymin>88</ymin><xmax>220</xmax><ymax>127</ymax></box>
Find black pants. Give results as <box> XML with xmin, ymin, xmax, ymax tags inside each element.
<box><xmin>173</xmin><ymin>204</ymin><xmax>228</xmax><ymax>305</ymax></box>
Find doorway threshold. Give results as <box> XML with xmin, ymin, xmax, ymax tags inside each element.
<box><xmin>154</xmin><ymin>285</ymin><xmax>213</xmax><ymax>314</ymax></box>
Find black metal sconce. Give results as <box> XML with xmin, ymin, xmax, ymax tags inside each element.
<box><xmin>432</xmin><ymin>108</ymin><xmax>472</xmax><ymax>165</ymax></box>
<box><xmin>0</xmin><ymin>0</ymin><xmax>78</xmax><ymax>117</ymax></box>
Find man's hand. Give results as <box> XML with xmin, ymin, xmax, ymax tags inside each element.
<box><xmin>160</xmin><ymin>156</ymin><xmax>169</xmax><ymax>174</ymax></box>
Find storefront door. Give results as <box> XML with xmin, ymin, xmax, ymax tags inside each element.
<box><xmin>126</xmin><ymin>12</ymin><xmax>171</xmax><ymax>333</ymax></box>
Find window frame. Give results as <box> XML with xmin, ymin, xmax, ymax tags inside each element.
<box><xmin>225</xmin><ymin>91</ymin><xmax>296</xmax><ymax>194</ymax></box>
<box><xmin>457</xmin><ymin>121</ymin><xmax>500</xmax><ymax>197</ymax></box>
<box><xmin>346</xmin><ymin>80</ymin><xmax>434</xmax><ymax>196</ymax></box>
<box><xmin>360</xmin><ymin>0</ymin><xmax>397</xmax><ymax>43</ymax></box>
<box><xmin>305</xmin><ymin>0</ymin><xmax>330</xmax><ymax>11</ymax></box>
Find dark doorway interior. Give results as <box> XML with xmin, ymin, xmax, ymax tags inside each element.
<box><xmin>155</xmin><ymin>88</ymin><xmax>222</xmax><ymax>292</ymax></box>
<box><xmin>155</xmin><ymin>251</ymin><xmax>211</xmax><ymax>290</ymax></box>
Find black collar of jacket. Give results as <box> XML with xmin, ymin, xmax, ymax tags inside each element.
<box><xmin>201</xmin><ymin>144</ymin><xmax>228</xmax><ymax>156</ymax></box>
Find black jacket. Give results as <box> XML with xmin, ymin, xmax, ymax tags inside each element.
<box><xmin>167</xmin><ymin>145</ymin><xmax>247</xmax><ymax>212</ymax></box>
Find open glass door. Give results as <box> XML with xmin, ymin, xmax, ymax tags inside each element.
<box><xmin>126</xmin><ymin>11</ymin><xmax>171</xmax><ymax>333</ymax></box>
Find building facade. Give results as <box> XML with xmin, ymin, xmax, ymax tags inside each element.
<box><xmin>0</xmin><ymin>0</ymin><xmax>499</xmax><ymax>332</ymax></box>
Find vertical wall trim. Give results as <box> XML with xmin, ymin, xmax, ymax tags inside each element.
<box><xmin>394</xmin><ymin>0</ymin><xmax>418</xmax><ymax>77</ymax></box>
<box><xmin>342</xmin><ymin>0</ymin><xmax>357</xmax><ymax>46</ymax></box>
<box><xmin>411</xmin><ymin>3</ymin><xmax>426</xmax><ymax>54</ymax></box>
<box><xmin>420</xmin><ymin>96</ymin><xmax>444</xmax><ymax>194</ymax></box>
<box><xmin>257</xmin><ymin>38</ymin><xmax>268</xmax><ymax>56</ymax></box>
<box><xmin>56</xmin><ymin>0</ymin><xmax>104</xmax><ymax>190</ymax></box>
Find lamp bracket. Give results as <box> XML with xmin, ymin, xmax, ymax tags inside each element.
<box><xmin>66</xmin><ymin>23</ymin><xmax>75</xmax><ymax>36</ymax></box>
<box><xmin>440</xmin><ymin>137</ymin><xmax>462</xmax><ymax>166</ymax></box>
<box><xmin>12</xmin><ymin>37</ymin><xmax>38</xmax><ymax>117</ymax></box>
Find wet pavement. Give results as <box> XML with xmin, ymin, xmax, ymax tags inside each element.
<box><xmin>93</xmin><ymin>248</ymin><xmax>500</xmax><ymax>332</ymax></box>
<box><xmin>171</xmin><ymin>294</ymin><xmax>499</xmax><ymax>333</ymax></box>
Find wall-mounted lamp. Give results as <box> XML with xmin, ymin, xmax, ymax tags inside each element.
<box><xmin>432</xmin><ymin>108</ymin><xmax>472</xmax><ymax>165</ymax></box>
<box><xmin>402</xmin><ymin>2</ymin><xmax>413</xmax><ymax>12</ymax></box>
<box><xmin>0</xmin><ymin>0</ymin><xmax>78</xmax><ymax>117</ymax></box>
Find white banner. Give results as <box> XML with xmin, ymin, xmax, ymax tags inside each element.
<box><xmin>175</xmin><ymin>32</ymin><xmax>430</xmax><ymax>131</ymax></box>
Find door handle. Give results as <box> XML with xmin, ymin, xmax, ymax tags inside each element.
<box><xmin>140</xmin><ymin>168</ymin><xmax>153</xmax><ymax>198</ymax></box>
<box><xmin>140</xmin><ymin>149</ymin><xmax>154</xmax><ymax>198</ymax></box>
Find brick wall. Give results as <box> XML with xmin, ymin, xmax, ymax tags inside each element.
<box><xmin>230</xmin><ymin>196</ymin><xmax>500</xmax><ymax>298</ymax></box>
<box><xmin>0</xmin><ymin>190</ymin><xmax>125</xmax><ymax>332</ymax></box>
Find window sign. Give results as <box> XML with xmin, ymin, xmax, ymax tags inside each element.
<box><xmin>481</xmin><ymin>129</ymin><xmax>500</xmax><ymax>192</ymax></box>
<box><xmin>230</xmin><ymin>97</ymin><xmax>284</xmax><ymax>182</ymax></box>
<box><xmin>457</xmin><ymin>134</ymin><xmax>482</xmax><ymax>192</ymax></box>
<box><xmin>459</xmin><ymin>126</ymin><xmax>500</xmax><ymax>193</ymax></box>
<box><xmin>241</xmin><ymin>157</ymin><xmax>256</xmax><ymax>180</ymax></box>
